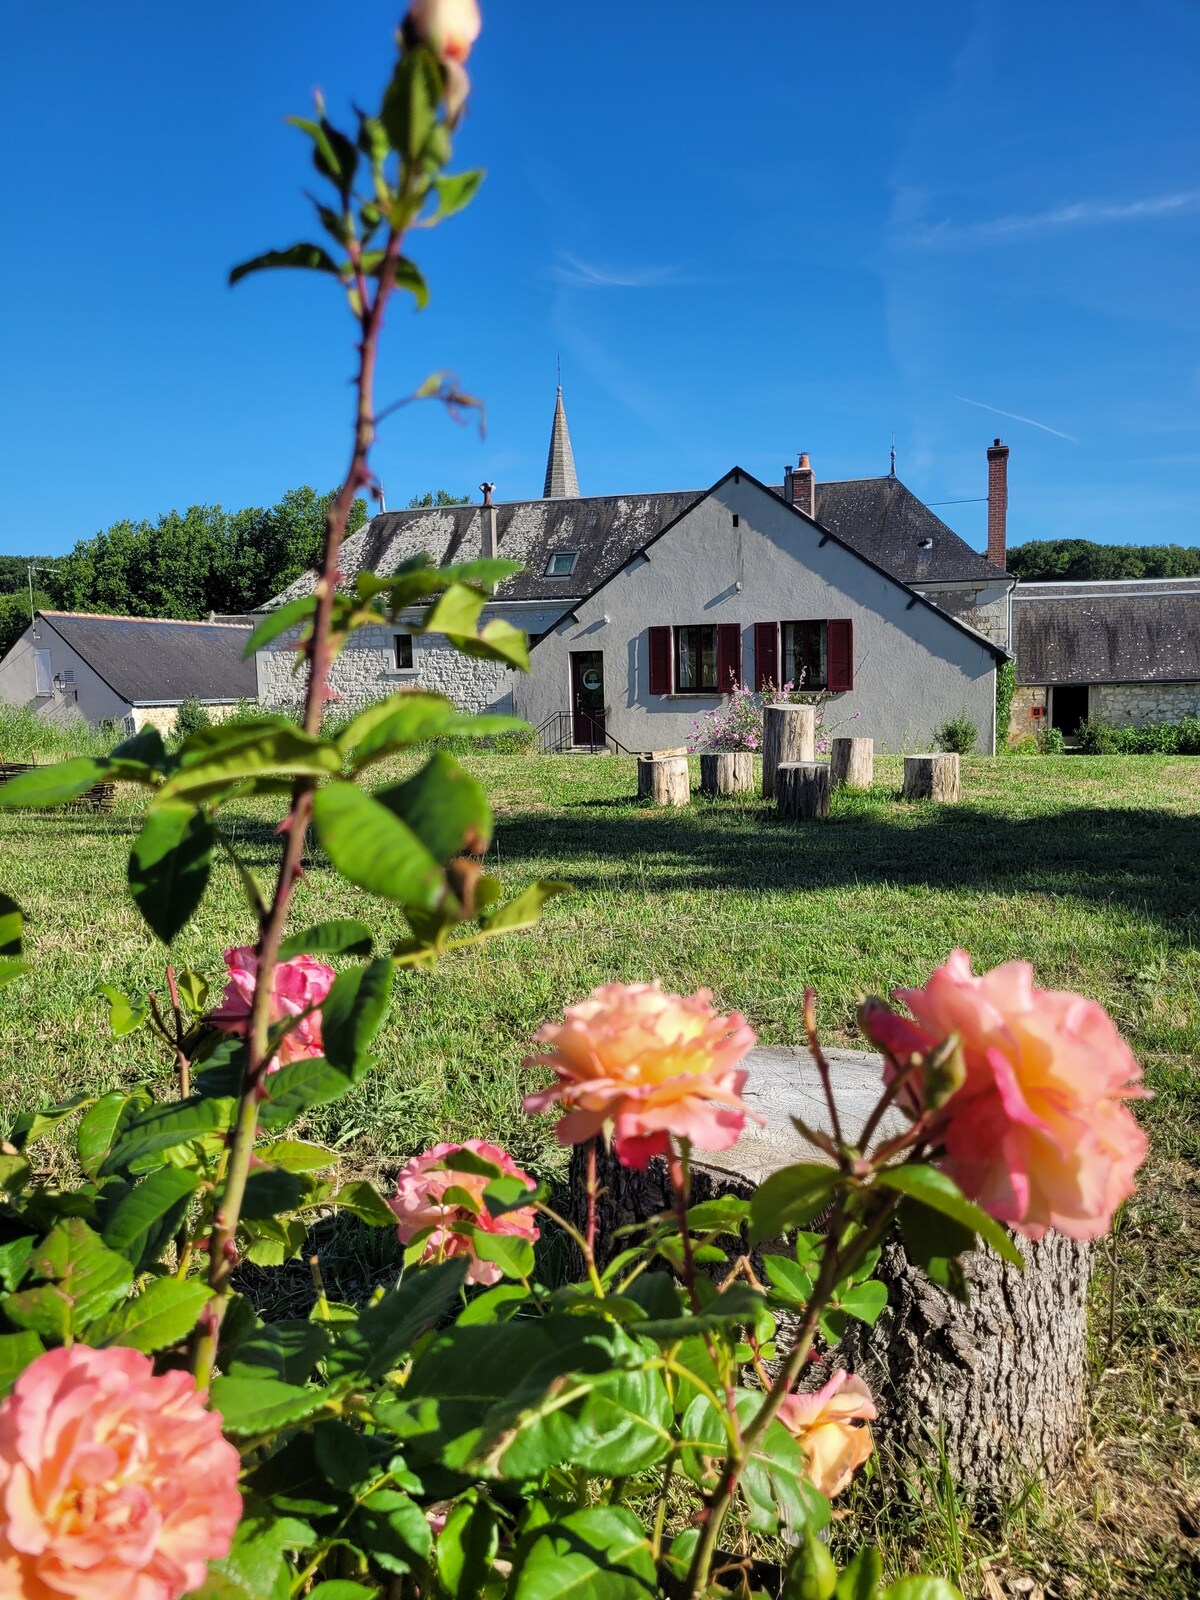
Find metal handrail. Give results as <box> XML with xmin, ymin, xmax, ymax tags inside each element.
<box><xmin>532</xmin><ymin>709</ymin><xmax>633</xmax><ymax>757</ymax></box>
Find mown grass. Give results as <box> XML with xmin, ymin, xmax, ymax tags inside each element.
<box><xmin>0</xmin><ymin>749</ymin><xmax>1197</xmax><ymax>1595</ymax></box>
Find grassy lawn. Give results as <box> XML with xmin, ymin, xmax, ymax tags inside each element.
<box><xmin>1</xmin><ymin>751</ymin><xmax>1197</xmax><ymax>1595</ymax></box>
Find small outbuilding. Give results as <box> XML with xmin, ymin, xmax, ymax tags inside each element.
<box><xmin>0</xmin><ymin>611</ymin><xmax>255</xmax><ymax>735</ymax></box>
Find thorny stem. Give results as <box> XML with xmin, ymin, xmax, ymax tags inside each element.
<box><xmin>683</xmin><ymin>1191</ymin><xmax>903</xmax><ymax>1598</ymax></box>
<box><xmin>585</xmin><ymin>1138</ymin><xmax>599</xmax><ymax>1261</ymax></box>
<box><xmin>803</xmin><ymin>988</ymin><xmax>843</xmax><ymax>1154</ymax></box>
<box><xmin>190</xmin><ymin>214</ymin><xmax>408</xmax><ymax>1387</ymax></box>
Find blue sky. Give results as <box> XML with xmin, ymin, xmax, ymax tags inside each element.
<box><xmin>2</xmin><ymin>0</ymin><xmax>1198</xmax><ymax>558</ymax></box>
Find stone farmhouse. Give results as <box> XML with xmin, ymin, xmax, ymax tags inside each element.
<box><xmin>258</xmin><ymin>391</ymin><xmax>1016</xmax><ymax>753</ymax></box>
<box><xmin>1011</xmin><ymin>577</ymin><xmax>1200</xmax><ymax>738</ymax></box>
<box><xmin>0</xmin><ymin>611</ymin><xmax>254</xmax><ymax>735</ymax></box>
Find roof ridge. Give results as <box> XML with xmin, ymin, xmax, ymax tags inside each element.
<box><xmin>40</xmin><ymin>610</ymin><xmax>250</xmax><ymax>628</ymax></box>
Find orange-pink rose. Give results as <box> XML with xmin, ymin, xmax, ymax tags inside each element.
<box><xmin>777</xmin><ymin>1371</ymin><xmax>876</xmax><ymax>1499</ymax></box>
<box><xmin>389</xmin><ymin>1140</ymin><xmax>539</xmax><ymax>1287</ymax></box>
<box><xmin>862</xmin><ymin>950</ymin><xmax>1149</xmax><ymax>1241</ymax></box>
<box><xmin>0</xmin><ymin>1345</ymin><xmax>241</xmax><ymax>1600</ymax></box>
<box><xmin>208</xmin><ymin>946</ymin><xmax>335</xmax><ymax>1072</ymax></box>
<box><xmin>523</xmin><ymin>982</ymin><xmax>759</xmax><ymax>1168</ymax></box>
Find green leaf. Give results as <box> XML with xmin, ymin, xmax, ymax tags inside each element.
<box><xmin>259</xmin><ymin>1139</ymin><xmax>337</xmax><ymax>1173</ymax></box>
<box><xmin>682</xmin><ymin>1389</ymin><xmax>830</xmax><ymax>1537</ymax></box>
<box><xmin>2</xmin><ymin>1218</ymin><xmax>133</xmax><ymax>1340</ymax></box>
<box><xmin>432</xmin><ymin>169</ymin><xmax>485</xmax><ymax>220</ymax></box>
<box><xmin>228</xmin><ymin>1320</ymin><xmax>332</xmax><ymax>1383</ymax></box>
<box><xmin>242</xmin><ymin>1217</ymin><xmax>307</xmax><ymax>1266</ymax></box>
<box><xmin>321</xmin><ymin>959</ymin><xmax>394</xmax><ymax>1069</ymax></box>
<box><xmin>389</xmin><ymin>257</ymin><xmax>429</xmax><ymax>308</ymax></box>
<box><xmin>162</xmin><ymin>723</ymin><xmax>341</xmax><ymax>800</ymax></box>
<box><xmin>336</xmin><ymin>691</ymin><xmax>457</xmax><ymax>762</ymax></box>
<box><xmin>476</xmin><ymin>879</ymin><xmax>571</xmax><ymax>936</ymax></box>
<box><xmin>279</xmin><ymin>918</ymin><xmax>374</xmax><ymax>959</ymax></box>
<box><xmin>241</xmin><ymin>1166</ymin><xmax>303</xmax><ymax>1220</ymax></box>
<box><xmin>334</xmin><ymin>1179</ymin><xmax>396</xmax><ymax>1227</ymax></box>
<box><xmin>175</xmin><ymin>968</ymin><xmax>209</xmax><ymax>1013</ymax></box>
<box><xmin>242</xmin><ymin>595</ymin><xmax>317</xmax><ymax>656</ymax></box>
<box><xmin>208</xmin><ymin>1373</ymin><xmax>327</xmax><ymax>1435</ymax></box>
<box><xmin>749</xmin><ymin>1163</ymin><xmax>840</xmax><ymax>1243</ymax></box>
<box><xmin>883</xmin><ymin>1581</ymin><xmax>964</xmax><ymax>1600</ymax></box>
<box><xmin>0</xmin><ymin>958</ymin><xmax>30</xmax><ymax>989</ymax></box>
<box><xmin>507</xmin><ymin>1506</ymin><xmax>656</xmax><ymax>1599</ymax></box>
<box><xmin>0</xmin><ymin>1236</ymin><xmax>36</xmax><ymax>1293</ymax></box>
<box><xmin>421</xmin><ymin>583</ymin><xmax>531</xmax><ymax>669</ymax></box>
<box><xmin>107</xmin><ymin>725</ymin><xmax>167</xmax><ymax>768</ymax></box>
<box><xmin>327</xmin><ymin>1258</ymin><xmax>469</xmax><ymax>1383</ymax></box>
<box><xmin>9</xmin><ymin>1092</ymin><xmax>96</xmax><ymax>1152</ymax></box>
<box><xmin>258</xmin><ymin>1056</ymin><xmax>363</xmax><ymax>1132</ymax></box>
<box><xmin>96</xmin><ymin>983</ymin><xmax>149</xmax><ymax>1037</ymax></box>
<box><xmin>0</xmin><ymin>757</ymin><xmax>108</xmax><ymax>809</ymax></box>
<box><xmin>102</xmin><ymin>1166</ymin><xmax>202</xmax><ymax>1270</ymax></box>
<box><xmin>436</xmin><ymin>1491</ymin><xmax>499</xmax><ymax>1598</ymax></box>
<box><xmin>472</xmin><ymin>1231</ymin><xmax>534</xmax><ymax>1280</ymax></box>
<box><xmin>78</xmin><ymin>1092</ymin><xmax>145</xmax><ymax>1180</ymax></box>
<box><xmin>102</xmin><ymin>1096</ymin><xmax>235</xmax><ymax>1176</ymax></box>
<box><xmin>229</xmin><ymin>243</ymin><xmax>340</xmax><ymax>286</ymax></box>
<box><xmin>91</xmin><ymin>1276</ymin><xmax>212</xmax><ymax>1353</ymax></box>
<box><xmin>380</xmin><ymin>47</ymin><xmax>441</xmax><ymax>164</ymax></box>
<box><xmin>763</xmin><ymin>1253</ymin><xmax>815</xmax><ymax>1306</ymax></box>
<box><xmin>836</xmin><ymin>1545</ymin><xmax>885</xmax><ymax>1600</ymax></box>
<box><xmin>312</xmin><ymin>781</ymin><xmax>447</xmax><ymax>908</ymax></box>
<box><xmin>0</xmin><ymin>1154</ymin><xmax>31</xmax><ymax>1194</ymax></box>
<box><xmin>0</xmin><ymin>1330</ymin><xmax>43</xmax><ymax>1399</ymax></box>
<box><xmin>352</xmin><ymin>1488</ymin><xmax>431</xmax><ymax>1575</ymax></box>
<box><xmin>128</xmin><ymin>802</ymin><xmax>214</xmax><ymax>943</ymax></box>
<box><xmin>377</xmin><ymin>752</ymin><xmax>492</xmax><ymax>861</ymax></box>
<box><xmin>635</xmin><ymin>1280</ymin><xmax>763</xmax><ymax>1340</ymax></box>
<box><xmin>483</xmin><ymin>1174</ymin><xmax>542</xmax><ymax>1218</ymax></box>
<box><xmin>875</xmin><ymin>1166</ymin><xmax>1023</xmax><ymax>1267</ymax></box>
<box><xmin>309</xmin><ymin>1586</ymin><xmax>376</xmax><ymax>1600</ymax></box>
<box><xmin>836</xmin><ymin>1279</ymin><xmax>889</xmax><ymax>1325</ymax></box>
<box><xmin>0</xmin><ymin>891</ymin><xmax>22</xmax><ymax>958</ymax></box>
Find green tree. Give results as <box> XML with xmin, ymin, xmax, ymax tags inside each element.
<box><xmin>0</xmin><ymin>589</ymin><xmax>51</xmax><ymax>658</ymax></box>
<box><xmin>407</xmin><ymin>488</ymin><xmax>469</xmax><ymax>507</ymax></box>
<box><xmin>1009</xmin><ymin>539</ymin><xmax>1200</xmax><ymax>582</ymax></box>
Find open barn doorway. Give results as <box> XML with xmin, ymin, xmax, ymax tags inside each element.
<box><xmin>1050</xmin><ymin>685</ymin><xmax>1089</xmax><ymax>739</ymax></box>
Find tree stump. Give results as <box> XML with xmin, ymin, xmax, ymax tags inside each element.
<box><xmin>903</xmin><ymin>753</ymin><xmax>960</xmax><ymax>802</ymax></box>
<box><xmin>637</xmin><ymin>754</ymin><xmax>690</xmax><ymax>806</ymax></box>
<box><xmin>830</xmin><ymin>736</ymin><xmax>873</xmax><ymax>790</ymax></box>
<box><xmin>565</xmin><ymin>1046</ymin><xmax>1090</xmax><ymax>1496</ymax></box>
<box><xmin>699</xmin><ymin>752</ymin><xmax>754</xmax><ymax>796</ymax></box>
<box><xmin>775</xmin><ymin>762</ymin><xmax>831</xmax><ymax>820</ymax></box>
<box><xmin>762</xmin><ymin>705</ymin><xmax>815</xmax><ymax>799</ymax></box>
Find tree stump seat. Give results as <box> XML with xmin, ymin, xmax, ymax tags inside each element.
<box><xmin>762</xmin><ymin>705</ymin><xmax>815</xmax><ymax>799</ymax></box>
<box><xmin>775</xmin><ymin>761</ymin><xmax>831</xmax><ymax>820</ymax></box>
<box><xmin>636</xmin><ymin>754</ymin><xmax>690</xmax><ymax>806</ymax></box>
<box><xmin>903</xmin><ymin>753</ymin><xmax>961</xmax><ymax>802</ymax></box>
<box><xmin>568</xmin><ymin>1046</ymin><xmax>1090</xmax><ymax>1495</ymax></box>
<box><xmin>830</xmin><ymin>736</ymin><xmax>874</xmax><ymax>790</ymax></box>
<box><xmin>699</xmin><ymin>752</ymin><xmax>754</xmax><ymax>796</ymax></box>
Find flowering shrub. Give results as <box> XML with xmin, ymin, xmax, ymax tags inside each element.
<box><xmin>688</xmin><ymin>680</ymin><xmax>863</xmax><ymax>755</ymax></box>
<box><xmin>0</xmin><ymin>12</ymin><xmax>1149</xmax><ymax>1600</ymax></box>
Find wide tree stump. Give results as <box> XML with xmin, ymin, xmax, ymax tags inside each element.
<box><xmin>830</xmin><ymin>736</ymin><xmax>873</xmax><ymax>790</ymax></box>
<box><xmin>637</xmin><ymin>754</ymin><xmax>690</xmax><ymax>806</ymax></box>
<box><xmin>776</xmin><ymin>761</ymin><xmax>831</xmax><ymax>820</ymax></box>
<box><xmin>762</xmin><ymin>705</ymin><xmax>815</xmax><ymax>798</ymax></box>
<box><xmin>700</xmin><ymin>751</ymin><xmax>754</xmax><ymax>796</ymax></box>
<box><xmin>903</xmin><ymin>752</ymin><xmax>960</xmax><ymax>802</ymax></box>
<box><xmin>566</xmin><ymin>1046</ymin><xmax>1090</xmax><ymax>1496</ymax></box>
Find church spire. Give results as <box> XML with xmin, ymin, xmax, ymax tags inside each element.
<box><xmin>543</xmin><ymin>386</ymin><xmax>580</xmax><ymax>498</ymax></box>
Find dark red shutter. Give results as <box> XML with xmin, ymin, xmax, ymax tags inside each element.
<box><xmin>716</xmin><ymin>624</ymin><xmax>742</xmax><ymax>692</ymax></box>
<box><xmin>827</xmin><ymin>618</ymin><xmax>853</xmax><ymax>691</ymax></box>
<box><xmin>648</xmin><ymin>626</ymin><xmax>672</xmax><ymax>695</ymax></box>
<box><xmin>754</xmin><ymin>622</ymin><xmax>779</xmax><ymax>691</ymax></box>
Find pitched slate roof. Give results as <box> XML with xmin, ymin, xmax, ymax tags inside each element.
<box><xmin>1012</xmin><ymin>579</ymin><xmax>1200</xmax><ymax>684</ymax></box>
<box><xmin>38</xmin><ymin>612</ymin><xmax>255</xmax><ymax>705</ymax></box>
<box><xmin>266</xmin><ymin>472</ymin><xmax>1002</xmax><ymax>612</ymax></box>
<box><xmin>811</xmin><ymin>478</ymin><xmax>1002</xmax><ymax>584</ymax></box>
<box><xmin>543</xmin><ymin>387</ymin><xmax>580</xmax><ymax>498</ymax></box>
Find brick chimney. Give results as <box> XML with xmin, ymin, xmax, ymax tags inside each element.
<box><xmin>986</xmin><ymin>439</ymin><xmax>1009</xmax><ymax>569</ymax></box>
<box><xmin>783</xmin><ymin>451</ymin><xmax>816</xmax><ymax>518</ymax></box>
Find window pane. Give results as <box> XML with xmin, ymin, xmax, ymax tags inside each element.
<box><xmin>34</xmin><ymin>650</ymin><xmax>52</xmax><ymax>697</ymax></box>
<box><xmin>394</xmin><ymin>634</ymin><xmax>413</xmax><ymax>669</ymax></box>
<box><xmin>674</xmin><ymin>626</ymin><xmax>718</xmax><ymax>692</ymax></box>
<box><xmin>781</xmin><ymin>621</ymin><xmax>827</xmax><ymax>689</ymax></box>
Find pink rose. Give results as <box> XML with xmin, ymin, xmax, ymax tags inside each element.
<box><xmin>407</xmin><ymin>0</ymin><xmax>481</xmax><ymax>62</ymax></box>
<box><xmin>777</xmin><ymin>1371</ymin><xmax>876</xmax><ymax>1499</ymax></box>
<box><xmin>862</xmin><ymin>950</ymin><xmax>1149</xmax><ymax>1240</ymax></box>
<box><xmin>207</xmin><ymin>946</ymin><xmax>335</xmax><ymax>1072</ymax></box>
<box><xmin>523</xmin><ymin>982</ymin><xmax>759</xmax><ymax>1169</ymax></box>
<box><xmin>0</xmin><ymin>1345</ymin><xmax>241</xmax><ymax>1600</ymax></box>
<box><xmin>390</xmin><ymin>1140</ymin><xmax>539</xmax><ymax>1287</ymax></box>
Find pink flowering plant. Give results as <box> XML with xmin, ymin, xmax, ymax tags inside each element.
<box><xmin>0</xmin><ymin>10</ymin><xmax>1150</xmax><ymax>1600</ymax></box>
<box><xmin>688</xmin><ymin>679</ymin><xmax>863</xmax><ymax>756</ymax></box>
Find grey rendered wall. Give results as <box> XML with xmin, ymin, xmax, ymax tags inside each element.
<box><xmin>513</xmin><ymin>477</ymin><xmax>999</xmax><ymax>754</ymax></box>
<box><xmin>0</xmin><ymin>623</ymin><xmax>131</xmax><ymax>728</ymax></box>
<box><xmin>257</xmin><ymin>602</ymin><xmax>563</xmax><ymax>715</ymax></box>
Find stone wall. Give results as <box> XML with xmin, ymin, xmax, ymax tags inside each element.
<box><xmin>915</xmin><ymin>585</ymin><xmax>1011</xmax><ymax>650</ymax></box>
<box><xmin>130</xmin><ymin>702</ymin><xmax>245</xmax><ymax>735</ymax></box>
<box><xmin>1089</xmin><ymin>681</ymin><xmax>1200</xmax><ymax>726</ymax></box>
<box><xmin>1009</xmin><ymin>684</ymin><xmax>1047</xmax><ymax>741</ymax></box>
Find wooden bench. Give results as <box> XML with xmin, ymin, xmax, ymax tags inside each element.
<box><xmin>0</xmin><ymin>762</ymin><xmax>117</xmax><ymax>813</ymax></box>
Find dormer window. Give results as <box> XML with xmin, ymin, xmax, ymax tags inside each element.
<box><xmin>545</xmin><ymin>551</ymin><xmax>578</xmax><ymax>577</ymax></box>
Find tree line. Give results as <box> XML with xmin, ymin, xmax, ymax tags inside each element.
<box><xmin>1007</xmin><ymin>538</ymin><xmax>1200</xmax><ymax>582</ymax></box>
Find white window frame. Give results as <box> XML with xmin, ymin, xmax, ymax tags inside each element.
<box><xmin>392</xmin><ymin>633</ymin><xmax>415</xmax><ymax>671</ymax></box>
<box><xmin>33</xmin><ymin>649</ymin><xmax>52</xmax><ymax>697</ymax></box>
<box><xmin>545</xmin><ymin>551</ymin><xmax>579</xmax><ymax>577</ymax></box>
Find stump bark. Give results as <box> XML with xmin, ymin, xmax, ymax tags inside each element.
<box><xmin>700</xmin><ymin>751</ymin><xmax>755</xmax><ymax>796</ymax></box>
<box><xmin>637</xmin><ymin>754</ymin><xmax>690</xmax><ymax>806</ymax></box>
<box><xmin>566</xmin><ymin>1047</ymin><xmax>1090</xmax><ymax>1496</ymax></box>
<box><xmin>830</xmin><ymin>736</ymin><xmax>874</xmax><ymax>790</ymax></box>
<box><xmin>903</xmin><ymin>752</ymin><xmax>961</xmax><ymax>802</ymax></box>
<box><xmin>762</xmin><ymin>705</ymin><xmax>815</xmax><ymax>798</ymax></box>
<box><xmin>776</xmin><ymin>761</ymin><xmax>831</xmax><ymax>820</ymax></box>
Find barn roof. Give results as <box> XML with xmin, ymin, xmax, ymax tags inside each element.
<box><xmin>1012</xmin><ymin>580</ymin><xmax>1200</xmax><ymax>684</ymax></box>
<box><xmin>37</xmin><ymin>612</ymin><xmax>255</xmax><ymax>705</ymax></box>
<box><xmin>265</xmin><ymin>475</ymin><xmax>1000</xmax><ymax>609</ymax></box>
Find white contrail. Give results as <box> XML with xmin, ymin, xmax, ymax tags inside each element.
<box><xmin>953</xmin><ymin>394</ymin><xmax>1079</xmax><ymax>443</ymax></box>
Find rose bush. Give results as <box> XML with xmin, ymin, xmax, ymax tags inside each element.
<box><xmin>0</xmin><ymin>9</ymin><xmax>1150</xmax><ymax>1599</ymax></box>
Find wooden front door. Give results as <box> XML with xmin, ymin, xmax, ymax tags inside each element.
<box><xmin>570</xmin><ymin>651</ymin><xmax>605</xmax><ymax>746</ymax></box>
